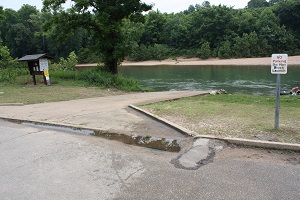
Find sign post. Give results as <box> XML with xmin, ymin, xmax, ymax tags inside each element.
<box><xmin>271</xmin><ymin>54</ymin><xmax>288</xmax><ymax>129</ymax></box>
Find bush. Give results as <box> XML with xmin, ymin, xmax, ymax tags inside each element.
<box><xmin>218</xmin><ymin>40</ymin><xmax>232</xmax><ymax>59</ymax></box>
<box><xmin>50</xmin><ymin>51</ymin><xmax>78</xmax><ymax>71</ymax></box>
<box><xmin>129</xmin><ymin>44</ymin><xmax>171</xmax><ymax>61</ymax></box>
<box><xmin>51</xmin><ymin>68</ymin><xmax>146</xmax><ymax>91</ymax></box>
<box><xmin>0</xmin><ymin>45</ymin><xmax>18</xmax><ymax>68</ymax></box>
<box><xmin>78</xmin><ymin>48</ymin><xmax>101</xmax><ymax>64</ymax></box>
<box><xmin>0</xmin><ymin>68</ymin><xmax>27</xmax><ymax>82</ymax></box>
<box><xmin>197</xmin><ymin>42</ymin><xmax>211</xmax><ymax>59</ymax></box>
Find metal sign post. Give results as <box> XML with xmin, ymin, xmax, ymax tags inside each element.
<box><xmin>271</xmin><ymin>54</ymin><xmax>288</xmax><ymax>129</ymax></box>
<box><xmin>274</xmin><ymin>74</ymin><xmax>281</xmax><ymax>129</ymax></box>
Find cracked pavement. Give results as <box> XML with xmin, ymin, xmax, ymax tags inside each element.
<box><xmin>1</xmin><ymin>120</ymin><xmax>300</xmax><ymax>200</ymax></box>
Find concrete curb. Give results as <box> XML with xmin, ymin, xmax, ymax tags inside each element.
<box><xmin>129</xmin><ymin>105</ymin><xmax>300</xmax><ymax>152</ymax></box>
<box><xmin>0</xmin><ymin>103</ymin><xmax>24</xmax><ymax>106</ymax></box>
<box><xmin>129</xmin><ymin>104</ymin><xmax>197</xmax><ymax>137</ymax></box>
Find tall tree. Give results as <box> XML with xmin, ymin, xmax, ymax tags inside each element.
<box><xmin>1</xmin><ymin>5</ymin><xmax>41</xmax><ymax>58</ymax></box>
<box><xmin>269</xmin><ymin>0</ymin><xmax>284</xmax><ymax>6</ymax></box>
<box><xmin>189</xmin><ymin>5</ymin><xmax>237</xmax><ymax>49</ymax></box>
<box><xmin>247</xmin><ymin>0</ymin><xmax>269</xmax><ymax>8</ymax></box>
<box><xmin>140</xmin><ymin>11</ymin><xmax>167</xmax><ymax>46</ymax></box>
<box><xmin>275</xmin><ymin>0</ymin><xmax>300</xmax><ymax>35</ymax></box>
<box><xmin>43</xmin><ymin>0</ymin><xmax>152</xmax><ymax>74</ymax></box>
<box><xmin>0</xmin><ymin>6</ymin><xmax>4</xmax><ymax>24</ymax></box>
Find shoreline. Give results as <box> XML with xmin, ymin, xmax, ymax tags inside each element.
<box><xmin>76</xmin><ymin>56</ymin><xmax>300</xmax><ymax>67</ymax></box>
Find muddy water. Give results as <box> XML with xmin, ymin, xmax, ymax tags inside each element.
<box><xmin>22</xmin><ymin>122</ymin><xmax>180</xmax><ymax>152</ymax></box>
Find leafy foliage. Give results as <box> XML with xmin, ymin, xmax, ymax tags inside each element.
<box><xmin>0</xmin><ymin>45</ymin><xmax>18</xmax><ymax>68</ymax></box>
<box><xmin>42</xmin><ymin>0</ymin><xmax>152</xmax><ymax>74</ymax></box>
<box><xmin>51</xmin><ymin>51</ymin><xmax>78</xmax><ymax>71</ymax></box>
<box><xmin>0</xmin><ymin>0</ymin><xmax>299</xmax><ymax>66</ymax></box>
<box><xmin>197</xmin><ymin>42</ymin><xmax>211</xmax><ymax>59</ymax></box>
<box><xmin>51</xmin><ymin>68</ymin><xmax>146</xmax><ymax>91</ymax></box>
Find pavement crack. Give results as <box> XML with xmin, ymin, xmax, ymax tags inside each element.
<box><xmin>124</xmin><ymin>166</ymin><xmax>145</xmax><ymax>181</ymax></box>
<box><xmin>111</xmin><ymin>150</ymin><xmax>129</xmax><ymax>189</ymax></box>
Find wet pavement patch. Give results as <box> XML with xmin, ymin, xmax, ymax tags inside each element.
<box><xmin>21</xmin><ymin>121</ymin><xmax>180</xmax><ymax>152</ymax></box>
<box><xmin>171</xmin><ymin>138</ymin><xmax>226</xmax><ymax>170</ymax></box>
<box><xmin>93</xmin><ymin>131</ymin><xmax>180</xmax><ymax>152</ymax></box>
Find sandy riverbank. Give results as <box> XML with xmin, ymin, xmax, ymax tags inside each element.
<box><xmin>75</xmin><ymin>56</ymin><xmax>300</xmax><ymax>67</ymax></box>
<box><xmin>122</xmin><ymin>56</ymin><xmax>300</xmax><ymax>66</ymax></box>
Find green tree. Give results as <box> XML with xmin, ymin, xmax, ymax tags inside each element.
<box><xmin>269</xmin><ymin>0</ymin><xmax>284</xmax><ymax>6</ymax></box>
<box><xmin>233</xmin><ymin>34</ymin><xmax>251</xmax><ymax>58</ymax></box>
<box><xmin>161</xmin><ymin>13</ymin><xmax>191</xmax><ymax>49</ymax></box>
<box><xmin>0</xmin><ymin>45</ymin><xmax>17</xmax><ymax>68</ymax></box>
<box><xmin>197</xmin><ymin>42</ymin><xmax>211</xmax><ymax>59</ymax></box>
<box><xmin>275</xmin><ymin>0</ymin><xmax>300</xmax><ymax>35</ymax></box>
<box><xmin>218</xmin><ymin>40</ymin><xmax>232</xmax><ymax>59</ymax></box>
<box><xmin>140</xmin><ymin>11</ymin><xmax>167</xmax><ymax>46</ymax></box>
<box><xmin>0</xmin><ymin>6</ymin><xmax>16</xmax><ymax>68</ymax></box>
<box><xmin>0</xmin><ymin>6</ymin><xmax>4</xmax><ymax>23</ymax></box>
<box><xmin>183</xmin><ymin>5</ymin><xmax>196</xmax><ymax>14</ymax></box>
<box><xmin>234</xmin><ymin>10</ymin><xmax>256</xmax><ymax>35</ymax></box>
<box><xmin>1</xmin><ymin>5</ymin><xmax>41</xmax><ymax>58</ymax></box>
<box><xmin>247</xmin><ymin>0</ymin><xmax>269</xmax><ymax>8</ymax></box>
<box><xmin>189</xmin><ymin>6</ymin><xmax>237</xmax><ymax>50</ymax></box>
<box><xmin>43</xmin><ymin>0</ymin><xmax>152</xmax><ymax>74</ymax></box>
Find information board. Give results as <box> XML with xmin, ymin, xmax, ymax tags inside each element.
<box><xmin>39</xmin><ymin>58</ymin><xmax>49</xmax><ymax>71</ymax></box>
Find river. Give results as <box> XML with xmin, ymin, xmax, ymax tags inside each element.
<box><xmin>120</xmin><ymin>65</ymin><xmax>300</xmax><ymax>95</ymax></box>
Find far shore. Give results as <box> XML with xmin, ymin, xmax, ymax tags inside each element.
<box><xmin>76</xmin><ymin>56</ymin><xmax>300</xmax><ymax>67</ymax></box>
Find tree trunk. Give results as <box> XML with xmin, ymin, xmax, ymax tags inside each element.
<box><xmin>111</xmin><ymin>59</ymin><xmax>118</xmax><ymax>74</ymax></box>
<box><xmin>106</xmin><ymin>59</ymin><xmax>118</xmax><ymax>74</ymax></box>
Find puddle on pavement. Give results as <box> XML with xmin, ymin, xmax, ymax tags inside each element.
<box><xmin>21</xmin><ymin>122</ymin><xmax>180</xmax><ymax>152</ymax></box>
<box><xmin>22</xmin><ymin>122</ymin><xmax>94</xmax><ymax>135</ymax></box>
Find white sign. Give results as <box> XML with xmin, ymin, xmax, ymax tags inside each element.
<box><xmin>39</xmin><ymin>58</ymin><xmax>49</xmax><ymax>71</ymax></box>
<box><xmin>271</xmin><ymin>54</ymin><xmax>288</xmax><ymax>74</ymax></box>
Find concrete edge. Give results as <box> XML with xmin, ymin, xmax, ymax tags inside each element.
<box><xmin>129</xmin><ymin>105</ymin><xmax>300</xmax><ymax>152</ymax></box>
<box><xmin>129</xmin><ymin>104</ymin><xmax>197</xmax><ymax>137</ymax></box>
<box><xmin>0</xmin><ymin>117</ymin><xmax>101</xmax><ymax>132</ymax></box>
<box><xmin>132</xmin><ymin>91</ymin><xmax>211</xmax><ymax>107</ymax></box>
<box><xmin>0</xmin><ymin>103</ymin><xmax>24</xmax><ymax>106</ymax></box>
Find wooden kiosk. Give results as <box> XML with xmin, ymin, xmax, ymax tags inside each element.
<box><xmin>18</xmin><ymin>54</ymin><xmax>53</xmax><ymax>85</ymax></box>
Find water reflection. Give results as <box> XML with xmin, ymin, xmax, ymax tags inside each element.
<box><xmin>120</xmin><ymin>65</ymin><xmax>300</xmax><ymax>95</ymax></box>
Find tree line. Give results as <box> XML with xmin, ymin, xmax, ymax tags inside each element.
<box><xmin>0</xmin><ymin>0</ymin><xmax>299</xmax><ymax>70</ymax></box>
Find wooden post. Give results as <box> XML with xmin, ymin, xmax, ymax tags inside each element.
<box><xmin>43</xmin><ymin>74</ymin><xmax>47</xmax><ymax>85</ymax></box>
<box><xmin>33</xmin><ymin>75</ymin><xmax>37</xmax><ymax>85</ymax></box>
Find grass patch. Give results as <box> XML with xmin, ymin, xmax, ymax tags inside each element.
<box><xmin>0</xmin><ymin>67</ymin><xmax>148</xmax><ymax>104</ymax></box>
<box><xmin>141</xmin><ymin>94</ymin><xmax>300</xmax><ymax>144</ymax></box>
<box><xmin>0</xmin><ymin>83</ymin><xmax>128</xmax><ymax>104</ymax></box>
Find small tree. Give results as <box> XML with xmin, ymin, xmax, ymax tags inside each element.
<box><xmin>218</xmin><ymin>40</ymin><xmax>232</xmax><ymax>59</ymax></box>
<box><xmin>0</xmin><ymin>45</ymin><xmax>17</xmax><ymax>68</ymax></box>
<box><xmin>197</xmin><ymin>42</ymin><xmax>211</xmax><ymax>59</ymax></box>
<box><xmin>51</xmin><ymin>51</ymin><xmax>78</xmax><ymax>71</ymax></box>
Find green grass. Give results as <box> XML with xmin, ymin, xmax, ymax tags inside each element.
<box><xmin>0</xmin><ymin>83</ymin><xmax>128</xmax><ymax>104</ymax></box>
<box><xmin>141</xmin><ymin>94</ymin><xmax>300</xmax><ymax>144</ymax></box>
<box><xmin>0</xmin><ymin>68</ymin><xmax>144</xmax><ymax>104</ymax></box>
<box><xmin>0</xmin><ymin>66</ymin><xmax>152</xmax><ymax>104</ymax></box>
